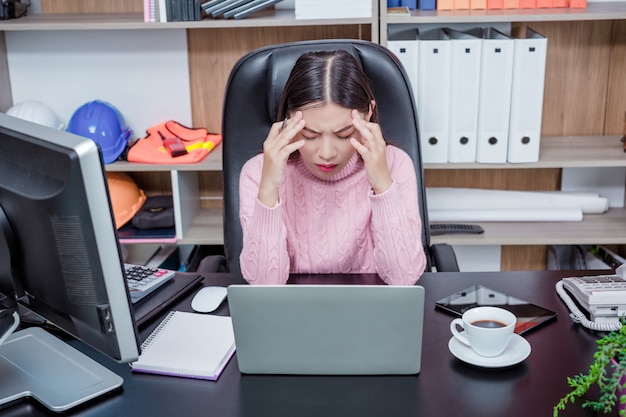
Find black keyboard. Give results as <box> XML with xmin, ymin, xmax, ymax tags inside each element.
<box><xmin>430</xmin><ymin>223</ymin><xmax>485</xmax><ymax>235</ymax></box>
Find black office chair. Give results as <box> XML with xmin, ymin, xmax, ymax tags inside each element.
<box><xmin>199</xmin><ymin>39</ymin><xmax>459</xmax><ymax>274</ymax></box>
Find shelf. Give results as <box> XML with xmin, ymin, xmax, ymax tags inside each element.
<box><xmin>3</xmin><ymin>4</ymin><xmax>621</xmax><ymax>256</ymax></box>
<box><xmin>425</xmin><ymin>135</ymin><xmax>626</xmax><ymax>247</ymax></box>
<box><xmin>145</xmin><ymin>205</ymin><xmax>626</xmax><ymax>247</ymax></box>
<box><xmin>424</xmin><ymin>135</ymin><xmax>626</xmax><ymax>169</ymax></box>
<box><xmin>430</xmin><ymin>207</ymin><xmax>626</xmax><ymax>245</ymax></box>
<box><xmin>177</xmin><ymin>207</ymin><xmax>224</xmax><ymax>245</ymax></box>
<box><xmin>106</xmin><ymin>136</ymin><xmax>625</xmax><ymax>172</ymax></box>
<box><xmin>105</xmin><ymin>135</ymin><xmax>625</xmax><ymax>247</ymax></box>
<box><xmin>106</xmin><ymin>145</ymin><xmax>223</xmax><ymax>172</ymax></box>
<box><xmin>384</xmin><ymin>1</ymin><xmax>626</xmax><ymax>24</ymax></box>
<box><xmin>0</xmin><ymin>10</ymin><xmax>375</xmax><ymax>31</ymax></box>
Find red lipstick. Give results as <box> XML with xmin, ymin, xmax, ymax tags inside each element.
<box><xmin>317</xmin><ymin>164</ymin><xmax>337</xmax><ymax>173</ymax></box>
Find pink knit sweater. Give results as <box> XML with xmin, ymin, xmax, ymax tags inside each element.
<box><xmin>238</xmin><ymin>145</ymin><xmax>427</xmax><ymax>285</ymax></box>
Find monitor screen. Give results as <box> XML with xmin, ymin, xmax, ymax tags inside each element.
<box><xmin>0</xmin><ymin>112</ymin><xmax>140</xmax><ymax>411</ymax></box>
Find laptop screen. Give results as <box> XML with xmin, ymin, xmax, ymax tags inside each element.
<box><xmin>227</xmin><ymin>285</ymin><xmax>425</xmax><ymax>375</ymax></box>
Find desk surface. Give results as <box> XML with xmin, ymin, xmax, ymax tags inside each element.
<box><xmin>2</xmin><ymin>270</ymin><xmax>618</xmax><ymax>417</ymax></box>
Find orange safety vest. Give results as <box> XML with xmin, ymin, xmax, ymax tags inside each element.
<box><xmin>127</xmin><ymin>120</ymin><xmax>222</xmax><ymax>164</ymax></box>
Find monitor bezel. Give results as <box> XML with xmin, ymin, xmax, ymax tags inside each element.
<box><xmin>0</xmin><ymin>112</ymin><xmax>140</xmax><ymax>363</ymax></box>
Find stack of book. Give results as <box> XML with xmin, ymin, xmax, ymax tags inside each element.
<box><xmin>201</xmin><ymin>0</ymin><xmax>284</xmax><ymax>19</ymax></box>
<box><xmin>144</xmin><ymin>0</ymin><xmax>284</xmax><ymax>21</ymax></box>
<box><xmin>295</xmin><ymin>0</ymin><xmax>371</xmax><ymax>19</ymax></box>
<box><xmin>144</xmin><ymin>0</ymin><xmax>203</xmax><ymax>21</ymax></box>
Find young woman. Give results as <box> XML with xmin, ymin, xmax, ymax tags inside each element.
<box><xmin>238</xmin><ymin>49</ymin><xmax>426</xmax><ymax>285</ymax></box>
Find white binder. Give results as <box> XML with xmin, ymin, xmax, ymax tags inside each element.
<box><xmin>476</xmin><ymin>27</ymin><xmax>515</xmax><ymax>163</ymax></box>
<box><xmin>445</xmin><ymin>28</ymin><xmax>482</xmax><ymax>163</ymax></box>
<box><xmin>387</xmin><ymin>29</ymin><xmax>419</xmax><ymax>110</ymax></box>
<box><xmin>507</xmin><ymin>27</ymin><xmax>547</xmax><ymax>163</ymax></box>
<box><xmin>417</xmin><ymin>28</ymin><xmax>451</xmax><ymax>164</ymax></box>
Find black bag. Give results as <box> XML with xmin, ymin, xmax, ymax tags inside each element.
<box><xmin>131</xmin><ymin>196</ymin><xmax>175</xmax><ymax>230</ymax></box>
<box><xmin>1</xmin><ymin>0</ymin><xmax>29</xmax><ymax>20</ymax></box>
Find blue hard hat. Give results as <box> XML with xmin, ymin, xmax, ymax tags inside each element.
<box><xmin>67</xmin><ymin>100</ymin><xmax>132</xmax><ymax>164</ymax></box>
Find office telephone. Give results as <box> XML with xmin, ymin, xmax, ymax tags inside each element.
<box><xmin>556</xmin><ymin>264</ymin><xmax>626</xmax><ymax>331</ymax></box>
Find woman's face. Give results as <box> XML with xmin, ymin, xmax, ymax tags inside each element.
<box><xmin>292</xmin><ymin>102</ymin><xmax>370</xmax><ymax>178</ymax></box>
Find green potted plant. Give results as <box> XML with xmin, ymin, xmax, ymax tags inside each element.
<box><xmin>554</xmin><ymin>318</ymin><xmax>626</xmax><ymax>417</ymax></box>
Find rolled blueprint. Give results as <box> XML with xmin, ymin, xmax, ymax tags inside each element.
<box><xmin>428</xmin><ymin>208</ymin><xmax>584</xmax><ymax>222</ymax></box>
<box><xmin>426</xmin><ymin>188</ymin><xmax>609</xmax><ymax>214</ymax></box>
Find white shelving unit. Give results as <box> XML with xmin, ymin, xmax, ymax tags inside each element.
<box><xmin>425</xmin><ymin>136</ymin><xmax>626</xmax><ymax>245</ymax></box>
<box><xmin>1</xmin><ymin>1</ymin><xmax>624</xmax><ymax>257</ymax></box>
<box><xmin>0</xmin><ymin>8</ymin><xmax>379</xmax><ymax>37</ymax></box>
<box><xmin>0</xmin><ymin>2</ymin><xmax>379</xmax><ymax>248</ymax></box>
<box><xmin>379</xmin><ymin>0</ymin><xmax>626</xmax><ymax>249</ymax></box>
<box><xmin>380</xmin><ymin>1</ymin><xmax>626</xmax><ymax>43</ymax></box>
<box><xmin>104</xmin><ymin>134</ymin><xmax>626</xmax><ymax>247</ymax></box>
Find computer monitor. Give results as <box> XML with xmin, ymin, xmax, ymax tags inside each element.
<box><xmin>0</xmin><ymin>112</ymin><xmax>140</xmax><ymax>412</ymax></box>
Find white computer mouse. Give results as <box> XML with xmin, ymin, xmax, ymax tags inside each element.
<box><xmin>191</xmin><ymin>286</ymin><xmax>228</xmax><ymax>313</ymax></box>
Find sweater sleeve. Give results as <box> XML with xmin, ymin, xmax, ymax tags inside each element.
<box><xmin>238</xmin><ymin>156</ymin><xmax>290</xmax><ymax>285</ymax></box>
<box><xmin>369</xmin><ymin>147</ymin><xmax>427</xmax><ymax>285</ymax></box>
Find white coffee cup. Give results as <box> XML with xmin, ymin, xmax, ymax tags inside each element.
<box><xmin>450</xmin><ymin>306</ymin><xmax>516</xmax><ymax>357</ymax></box>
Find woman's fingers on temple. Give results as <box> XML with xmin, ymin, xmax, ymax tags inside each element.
<box><xmin>350</xmin><ymin>137</ymin><xmax>367</xmax><ymax>154</ymax></box>
<box><xmin>351</xmin><ymin>119</ymin><xmax>368</xmax><ymax>140</ymax></box>
<box><xmin>286</xmin><ymin>139</ymin><xmax>306</xmax><ymax>153</ymax></box>
<box><xmin>279</xmin><ymin>116</ymin><xmax>305</xmax><ymax>144</ymax></box>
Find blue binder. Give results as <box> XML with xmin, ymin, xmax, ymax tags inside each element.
<box><xmin>419</xmin><ymin>0</ymin><xmax>436</xmax><ymax>10</ymax></box>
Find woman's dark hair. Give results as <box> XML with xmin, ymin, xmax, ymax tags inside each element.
<box><xmin>277</xmin><ymin>49</ymin><xmax>379</xmax><ymax>123</ymax></box>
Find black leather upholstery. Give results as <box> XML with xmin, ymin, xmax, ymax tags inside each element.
<box><xmin>215</xmin><ymin>39</ymin><xmax>458</xmax><ymax>274</ymax></box>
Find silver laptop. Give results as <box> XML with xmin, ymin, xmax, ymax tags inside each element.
<box><xmin>227</xmin><ymin>285</ymin><xmax>425</xmax><ymax>375</ymax></box>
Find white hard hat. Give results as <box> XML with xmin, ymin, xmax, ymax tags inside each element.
<box><xmin>6</xmin><ymin>100</ymin><xmax>64</xmax><ymax>130</ymax></box>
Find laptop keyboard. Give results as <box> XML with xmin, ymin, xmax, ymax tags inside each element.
<box><xmin>125</xmin><ymin>264</ymin><xmax>176</xmax><ymax>303</ymax></box>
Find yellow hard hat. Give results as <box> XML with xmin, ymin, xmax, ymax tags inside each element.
<box><xmin>106</xmin><ymin>172</ymin><xmax>147</xmax><ymax>229</ymax></box>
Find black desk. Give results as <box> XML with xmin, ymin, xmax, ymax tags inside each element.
<box><xmin>1</xmin><ymin>270</ymin><xmax>617</xmax><ymax>417</ymax></box>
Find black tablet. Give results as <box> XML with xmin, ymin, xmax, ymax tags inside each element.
<box><xmin>435</xmin><ymin>285</ymin><xmax>558</xmax><ymax>334</ymax></box>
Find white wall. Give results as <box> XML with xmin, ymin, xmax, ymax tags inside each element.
<box><xmin>561</xmin><ymin>167</ymin><xmax>626</xmax><ymax>208</ymax></box>
<box><xmin>6</xmin><ymin>29</ymin><xmax>192</xmax><ymax>137</ymax></box>
<box><xmin>452</xmin><ymin>245</ymin><xmax>502</xmax><ymax>272</ymax></box>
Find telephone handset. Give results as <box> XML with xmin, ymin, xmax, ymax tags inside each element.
<box><xmin>556</xmin><ymin>265</ymin><xmax>625</xmax><ymax>332</ymax></box>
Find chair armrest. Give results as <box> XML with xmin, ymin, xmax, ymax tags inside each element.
<box><xmin>429</xmin><ymin>243</ymin><xmax>460</xmax><ymax>272</ymax></box>
<box><xmin>195</xmin><ymin>255</ymin><xmax>228</xmax><ymax>273</ymax></box>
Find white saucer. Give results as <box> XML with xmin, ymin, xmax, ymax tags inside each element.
<box><xmin>448</xmin><ymin>333</ymin><xmax>531</xmax><ymax>368</ymax></box>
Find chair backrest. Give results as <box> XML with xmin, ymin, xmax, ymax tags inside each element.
<box><xmin>222</xmin><ymin>39</ymin><xmax>432</xmax><ymax>273</ymax></box>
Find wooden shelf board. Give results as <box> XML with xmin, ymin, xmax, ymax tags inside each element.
<box><xmin>106</xmin><ymin>145</ymin><xmax>222</xmax><ymax>172</ymax></box>
<box><xmin>107</xmin><ymin>136</ymin><xmax>626</xmax><ymax>172</ymax></box>
<box><xmin>430</xmin><ymin>207</ymin><xmax>626</xmax><ymax>245</ymax></box>
<box><xmin>0</xmin><ymin>10</ymin><xmax>374</xmax><ymax>31</ymax></box>
<box><xmin>176</xmin><ymin>207</ymin><xmax>224</xmax><ymax>245</ymax></box>
<box><xmin>385</xmin><ymin>1</ymin><xmax>626</xmax><ymax>24</ymax></box>
<box><xmin>129</xmin><ymin>206</ymin><xmax>626</xmax><ymax>247</ymax></box>
<box><xmin>424</xmin><ymin>136</ymin><xmax>626</xmax><ymax>169</ymax></box>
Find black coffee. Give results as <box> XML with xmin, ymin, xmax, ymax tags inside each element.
<box><xmin>471</xmin><ymin>319</ymin><xmax>507</xmax><ymax>328</ymax></box>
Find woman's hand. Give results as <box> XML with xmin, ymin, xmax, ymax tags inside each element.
<box><xmin>257</xmin><ymin>112</ymin><xmax>306</xmax><ymax>207</ymax></box>
<box><xmin>349</xmin><ymin>110</ymin><xmax>392</xmax><ymax>195</ymax></box>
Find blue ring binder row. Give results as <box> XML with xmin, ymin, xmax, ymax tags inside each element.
<box><xmin>387</xmin><ymin>26</ymin><xmax>547</xmax><ymax>164</ymax></box>
<box><xmin>388</xmin><ymin>0</ymin><xmax>418</xmax><ymax>8</ymax></box>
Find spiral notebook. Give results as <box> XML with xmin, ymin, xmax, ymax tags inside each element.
<box><xmin>131</xmin><ymin>311</ymin><xmax>235</xmax><ymax>380</ymax></box>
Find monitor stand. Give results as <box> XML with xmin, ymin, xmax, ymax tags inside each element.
<box><xmin>0</xmin><ymin>325</ymin><xmax>124</xmax><ymax>412</ymax></box>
